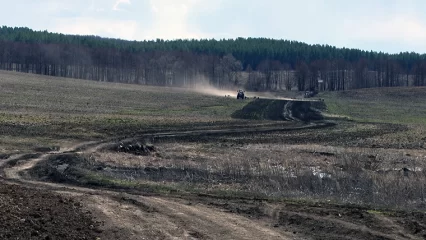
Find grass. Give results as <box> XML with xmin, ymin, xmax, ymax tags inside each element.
<box><xmin>0</xmin><ymin>71</ymin><xmax>248</xmax><ymax>152</ymax></box>
<box><xmin>320</xmin><ymin>88</ymin><xmax>426</xmax><ymax>150</ymax></box>
<box><xmin>30</xmin><ymin>144</ymin><xmax>426</xmax><ymax>210</ymax></box>
<box><xmin>0</xmin><ymin>71</ymin><xmax>245</xmax><ymax>116</ymax></box>
<box><xmin>32</xmin><ymin>137</ymin><xmax>426</xmax><ymax>209</ymax></box>
<box><xmin>4</xmin><ymin>70</ymin><xmax>426</xmax><ymax>210</ymax></box>
<box><xmin>366</xmin><ymin>209</ymin><xmax>395</xmax><ymax>216</ymax></box>
<box><xmin>80</xmin><ymin>173</ymin><xmax>179</xmax><ymax>194</ymax></box>
<box><xmin>320</xmin><ymin>87</ymin><xmax>426</xmax><ymax>124</ymax></box>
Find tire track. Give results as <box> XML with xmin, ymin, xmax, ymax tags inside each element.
<box><xmin>2</xmin><ymin>121</ymin><xmax>424</xmax><ymax>240</ymax></box>
<box><xmin>1</xmin><ymin>123</ymin><xmax>330</xmax><ymax>240</ymax></box>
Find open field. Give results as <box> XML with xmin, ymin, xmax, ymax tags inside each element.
<box><xmin>1</xmin><ymin>71</ymin><xmax>426</xmax><ymax>239</ymax></box>
<box><xmin>321</xmin><ymin>87</ymin><xmax>426</xmax><ymax>124</ymax></box>
<box><xmin>0</xmin><ymin>70</ymin><xmax>253</xmax><ymax>153</ymax></box>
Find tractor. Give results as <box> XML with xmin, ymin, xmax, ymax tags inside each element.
<box><xmin>237</xmin><ymin>89</ymin><xmax>245</xmax><ymax>99</ymax></box>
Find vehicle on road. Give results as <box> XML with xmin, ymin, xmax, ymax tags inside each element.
<box><xmin>237</xmin><ymin>89</ymin><xmax>245</xmax><ymax>99</ymax></box>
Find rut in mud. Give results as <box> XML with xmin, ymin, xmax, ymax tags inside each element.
<box><xmin>0</xmin><ymin>123</ymin><xmax>319</xmax><ymax>240</ymax></box>
<box><xmin>232</xmin><ymin>99</ymin><xmax>325</xmax><ymax>121</ymax></box>
<box><xmin>1</xmin><ymin>121</ymin><xmax>426</xmax><ymax>240</ymax></box>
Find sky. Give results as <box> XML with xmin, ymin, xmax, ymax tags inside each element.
<box><xmin>1</xmin><ymin>0</ymin><xmax>426</xmax><ymax>53</ymax></box>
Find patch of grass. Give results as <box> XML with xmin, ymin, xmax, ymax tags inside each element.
<box><xmin>366</xmin><ymin>209</ymin><xmax>393</xmax><ymax>216</ymax></box>
<box><xmin>0</xmin><ymin>71</ymin><xmax>247</xmax><ymax>151</ymax></box>
<box><xmin>90</xmin><ymin>135</ymin><xmax>426</xmax><ymax>210</ymax></box>
<box><xmin>67</xmin><ymin>169</ymin><xmax>190</xmax><ymax>195</ymax></box>
<box><xmin>80</xmin><ymin>173</ymin><xmax>139</xmax><ymax>188</ymax></box>
<box><xmin>321</xmin><ymin>87</ymin><xmax>426</xmax><ymax>124</ymax></box>
<box><xmin>7</xmin><ymin>70</ymin><xmax>426</xmax><ymax>212</ymax></box>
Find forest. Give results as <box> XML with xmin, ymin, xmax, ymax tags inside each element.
<box><xmin>1</xmin><ymin>26</ymin><xmax>426</xmax><ymax>91</ymax></box>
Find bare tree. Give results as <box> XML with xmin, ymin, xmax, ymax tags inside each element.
<box><xmin>295</xmin><ymin>61</ymin><xmax>309</xmax><ymax>91</ymax></box>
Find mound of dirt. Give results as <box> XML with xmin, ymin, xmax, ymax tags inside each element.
<box><xmin>0</xmin><ymin>183</ymin><xmax>101</xmax><ymax>240</ymax></box>
<box><xmin>232</xmin><ymin>99</ymin><xmax>325</xmax><ymax>122</ymax></box>
<box><xmin>115</xmin><ymin>142</ymin><xmax>156</xmax><ymax>156</ymax></box>
<box><xmin>28</xmin><ymin>153</ymin><xmax>97</xmax><ymax>185</ymax></box>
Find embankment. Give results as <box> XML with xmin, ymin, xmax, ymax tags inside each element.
<box><xmin>232</xmin><ymin>99</ymin><xmax>325</xmax><ymax>122</ymax></box>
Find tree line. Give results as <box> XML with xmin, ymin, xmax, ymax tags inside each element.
<box><xmin>1</xmin><ymin>26</ymin><xmax>426</xmax><ymax>91</ymax></box>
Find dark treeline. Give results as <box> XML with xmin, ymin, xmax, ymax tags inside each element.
<box><xmin>1</xmin><ymin>26</ymin><xmax>426</xmax><ymax>91</ymax></box>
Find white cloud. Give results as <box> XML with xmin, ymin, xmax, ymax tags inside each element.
<box><xmin>113</xmin><ymin>0</ymin><xmax>131</xmax><ymax>11</ymax></box>
<box><xmin>140</xmin><ymin>0</ymin><xmax>206</xmax><ymax>39</ymax></box>
<box><xmin>6</xmin><ymin>0</ymin><xmax>426</xmax><ymax>53</ymax></box>
<box><xmin>342</xmin><ymin>15</ymin><xmax>426</xmax><ymax>51</ymax></box>
<box><xmin>89</xmin><ymin>0</ymin><xmax>105</xmax><ymax>12</ymax></box>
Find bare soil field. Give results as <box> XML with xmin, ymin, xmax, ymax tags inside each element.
<box><xmin>0</xmin><ymin>183</ymin><xmax>101</xmax><ymax>240</ymax></box>
<box><xmin>1</xmin><ymin>71</ymin><xmax>426</xmax><ymax>239</ymax></box>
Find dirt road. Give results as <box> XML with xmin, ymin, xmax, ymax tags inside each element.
<box><xmin>1</xmin><ymin>123</ymin><xmax>425</xmax><ymax>240</ymax></box>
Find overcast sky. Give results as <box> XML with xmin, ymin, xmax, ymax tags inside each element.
<box><xmin>2</xmin><ymin>0</ymin><xmax>426</xmax><ymax>53</ymax></box>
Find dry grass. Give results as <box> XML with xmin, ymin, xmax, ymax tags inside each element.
<box><xmin>0</xmin><ymin>71</ymin><xmax>248</xmax><ymax>153</ymax></box>
<box><xmin>86</xmin><ymin>139</ymin><xmax>426</xmax><ymax>209</ymax></box>
<box><xmin>5</xmin><ymin>71</ymin><xmax>426</xmax><ymax>210</ymax></box>
<box><xmin>321</xmin><ymin>87</ymin><xmax>426</xmax><ymax>124</ymax></box>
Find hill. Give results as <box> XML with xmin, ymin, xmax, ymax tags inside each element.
<box><xmin>1</xmin><ymin>71</ymin><xmax>426</xmax><ymax>239</ymax></box>
<box><xmin>0</xmin><ymin>70</ymin><xmax>247</xmax><ymax>153</ymax></box>
<box><xmin>321</xmin><ymin>87</ymin><xmax>426</xmax><ymax>124</ymax></box>
<box><xmin>0</xmin><ymin>26</ymin><xmax>426</xmax><ymax>92</ymax></box>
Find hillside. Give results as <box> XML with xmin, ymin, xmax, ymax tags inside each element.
<box><xmin>0</xmin><ymin>70</ymin><xmax>247</xmax><ymax>153</ymax></box>
<box><xmin>1</xmin><ymin>71</ymin><xmax>426</xmax><ymax>239</ymax></box>
<box><xmin>321</xmin><ymin>87</ymin><xmax>426</xmax><ymax>124</ymax></box>
<box><xmin>0</xmin><ymin>26</ymin><xmax>426</xmax><ymax>92</ymax></box>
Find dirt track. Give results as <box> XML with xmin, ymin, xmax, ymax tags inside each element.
<box><xmin>1</xmin><ymin>123</ymin><xmax>426</xmax><ymax>240</ymax></box>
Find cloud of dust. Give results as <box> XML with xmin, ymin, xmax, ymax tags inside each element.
<box><xmin>192</xmin><ymin>83</ymin><xmax>297</xmax><ymax>100</ymax></box>
<box><xmin>193</xmin><ymin>83</ymin><xmax>239</xmax><ymax>97</ymax></box>
<box><xmin>190</xmin><ymin>75</ymin><xmax>300</xmax><ymax>100</ymax></box>
<box><xmin>189</xmin><ymin>75</ymin><xmax>239</xmax><ymax>97</ymax></box>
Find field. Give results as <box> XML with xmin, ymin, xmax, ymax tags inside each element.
<box><xmin>1</xmin><ymin>70</ymin><xmax>426</xmax><ymax>240</ymax></box>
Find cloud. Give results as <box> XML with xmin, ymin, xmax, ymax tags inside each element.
<box><xmin>89</xmin><ymin>0</ymin><xmax>105</xmax><ymax>12</ymax></box>
<box><xmin>5</xmin><ymin>0</ymin><xmax>426</xmax><ymax>53</ymax></box>
<box><xmin>342</xmin><ymin>14</ymin><xmax>426</xmax><ymax>52</ymax></box>
<box><xmin>113</xmin><ymin>0</ymin><xmax>131</xmax><ymax>11</ymax></box>
<box><xmin>140</xmin><ymin>0</ymin><xmax>207</xmax><ymax>39</ymax></box>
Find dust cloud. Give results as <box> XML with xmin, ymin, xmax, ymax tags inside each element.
<box><xmin>193</xmin><ymin>83</ymin><xmax>239</xmax><ymax>97</ymax></box>
<box><xmin>190</xmin><ymin>76</ymin><xmax>303</xmax><ymax>100</ymax></box>
<box><xmin>192</xmin><ymin>83</ymin><xmax>299</xmax><ymax>101</ymax></box>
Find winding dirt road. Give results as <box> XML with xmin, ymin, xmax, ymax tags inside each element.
<box><xmin>1</xmin><ymin>122</ymin><xmax>425</xmax><ymax>240</ymax></box>
<box><xmin>1</xmin><ymin>123</ymin><xmax>326</xmax><ymax>240</ymax></box>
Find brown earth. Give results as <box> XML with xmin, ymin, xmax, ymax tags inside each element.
<box><xmin>1</xmin><ymin>123</ymin><xmax>426</xmax><ymax>240</ymax></box>
<box><xmin>3</xmin><ymin>178</ymin><xmax>424</xmax><ymax>240</ymax></box>
<box><xmin>0</xmin><ymin>182</ymin><xmax>101</xmax><ymax>240</ymax></box>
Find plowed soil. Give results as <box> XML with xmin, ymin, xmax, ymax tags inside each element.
<box><xmin>0</xmin><ymin>183</ymin><xmax>101</xmax><ymax>240</ymax></box>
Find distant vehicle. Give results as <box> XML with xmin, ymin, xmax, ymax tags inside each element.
<box><xmin>304</xmin><ymin>88</ymin><xmax>318</xmax><ymax>98</ymax></box>
<box><xmin>237</xmin><ymin>89</ymin><xmax>245</xmax><ymax>99</ymax></box>
<box><xmin>304</xmin><ymin>91</ymin><xmax>315</xmax><ymax>98</ymax></box>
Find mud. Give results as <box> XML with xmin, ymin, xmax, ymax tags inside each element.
<box><xmin>2</xmin><ymin>122</ymin><xmax>426</xmax><ymax>240</ymax></box>
<box><xmin>0</xmin><ymin>183</ymin><xmax>101</xmax><ymax>240</ymax></box>
<box><xmin>232</xmin><ymin>99</ymin><xmax>324</xmax><ymax>121</ymax></box>
<box><xmin>203</xmin><ymin>198</ymin><xmax>426</xmax><ymax>240</ymax></box>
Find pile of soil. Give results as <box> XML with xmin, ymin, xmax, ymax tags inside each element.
<box><xmin>232</xmin><ymin>99</ymin><xmax>324</xmax><ymax>122</ymax></box>
<box><xmin>0</xmin><ymin>183</ymin><xmax>101</xmax><ymax>240</ymax></box>
<box><xmin>116</xmin><ymin>142</ymin><xmax>156</xmax><ymax>155</ymax></box>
